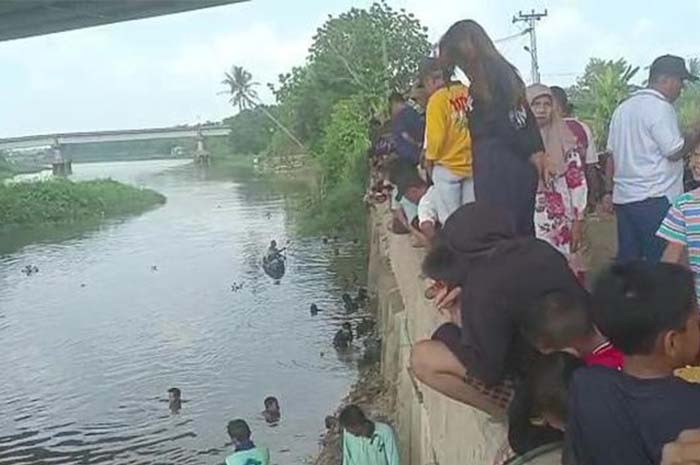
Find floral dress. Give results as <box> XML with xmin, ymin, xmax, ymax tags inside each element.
<box><xmin>534</xmin><ymin>148</ymin><xmax>588</xmax><ymax>273</ymax></box>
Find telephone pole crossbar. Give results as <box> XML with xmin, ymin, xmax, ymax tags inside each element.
<box><xmin>512</xmin><ymin>9</ymin><xmax>548</xmax><ymax>84</ymax></box>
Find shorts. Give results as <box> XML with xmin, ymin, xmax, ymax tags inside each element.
<box><xmin>432</xmin><ymin>322</ymin><xmax>515</xmax><ymax>409</ymax></box>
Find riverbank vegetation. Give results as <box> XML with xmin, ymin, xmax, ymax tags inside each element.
<box><xmin>219</xmin><ymin>3</ymin><xmax>431</xmax><ymax>237</ymax></box>
<box><xmin>215</xmin><ymin>4</ymin><xmax>700</xmax><ymax>237</ymax></box>
<box><xmin>0</xmin><ymin>179</ymin><xmax>165</xmax><ymax>226</ymax></box>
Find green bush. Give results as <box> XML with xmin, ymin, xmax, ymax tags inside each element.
<box><xmin>299</xmin><ymin>97</ymin><xmax>369</xmax><ymax>236</ymax></box>
<box><xmin>0</xmin><ymin>178</ymin><xmax>166</xmax><ymax>226</ymax></box>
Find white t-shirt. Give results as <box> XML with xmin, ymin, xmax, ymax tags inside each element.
<box><xmin>418</xmin><ymin>186</ymin><xmax>440</xmax><ymax>225</ymax></box>
<box><xmin>607</xmin><ymin>89</ymin><xmax>684</xmax><ymax>204</ymax></box>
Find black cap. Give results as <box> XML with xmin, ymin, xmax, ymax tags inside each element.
<box><xmin>650</xmin><ymin>55</ymin><xmax>698</xmax><ymax>81</ymax></box>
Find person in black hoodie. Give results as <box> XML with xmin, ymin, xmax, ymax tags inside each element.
<box><xmin>410</xmin><ymin>202</ymin><xmax>587</xmax><ymax>417</ymax></box>
<box><xmin>438</xmin><ymin>20</ymin><xmax>546</xmax><ymax>237</ymax></box>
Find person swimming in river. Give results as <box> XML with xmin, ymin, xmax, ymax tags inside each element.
<box><xmin>342</xmin><ymin>293</ymin><xmax>358</xmax><ymax>312</ymax></box>
<box><xmin>168</xmin><ymin>387</ymin><xmax>181</xmax><ymax>414</ymax></box>
<box><xmin>262</xmin><ymin>396</ymin><xmax>281</xmax><ymax>424</ymax></box>
<box><xmin>334</xmin><ymin>322</ymin><xmax>354</xmax><ymax>349</ymax></box>
<box><xmin>310</xmin><ymin>303</ymin><xmax>320</xmax><ymax>316</ymax></box>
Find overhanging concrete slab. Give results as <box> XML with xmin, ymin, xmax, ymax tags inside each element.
<box><xmin>0</xmin><ymin>0</ymin><xmax>247</xmax><ymax>42</ymax></box>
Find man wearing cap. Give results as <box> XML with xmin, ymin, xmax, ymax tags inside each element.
<box><xmin>605</xmin><ymin>54</ymin><xmax>700</xmax><ymax>263</ymax></box>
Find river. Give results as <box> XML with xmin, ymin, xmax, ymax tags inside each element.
<box><xmin>0</xmin><ymin>159</ymin><xmax>367</xmax><ymax>465</ymax></box>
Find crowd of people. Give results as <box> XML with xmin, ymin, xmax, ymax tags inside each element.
<box><xmin>367</xmin><ymin>17</ymin><xmax>700</xmax><ymax>465</ymax></box>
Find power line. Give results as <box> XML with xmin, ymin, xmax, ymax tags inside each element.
<box><xmin>512</xmin><ymin>9</ymin><xmax>548</xmax><ymax>83</ymax></box>
<box><xmin>494</xmin><ymin>29</ymin><xmax>529</xmax><ymax>44</ymax></box>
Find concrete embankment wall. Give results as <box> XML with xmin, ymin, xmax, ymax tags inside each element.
<box><xmin>367</xmin><ymin>204</ymin><xmax>559</xmax><ymax>465</ymax></box>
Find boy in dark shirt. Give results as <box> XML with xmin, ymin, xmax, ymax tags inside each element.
<box><xmin>568</xmin><ymin>262</ymin><xmax>700</xmax><ymax>465</ymax></box>
<box><xmin>520</xmin><ymin>291</ymin><xmax>623</xmax><ymax>370</ymax></box>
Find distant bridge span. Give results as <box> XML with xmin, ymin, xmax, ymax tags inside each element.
<box><xmin>0</xmin><ymin>125</ymin><xmax>231</xmax><ymax>151</ymax></box>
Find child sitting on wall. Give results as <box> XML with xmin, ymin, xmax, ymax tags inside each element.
<box><xmin>390</xmin><ymin>160</ymin><xmax>440</xmax><ymax>247</ymax></box>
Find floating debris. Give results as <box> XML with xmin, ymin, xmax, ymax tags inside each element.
<box><xmin>21</xmin><ymin>265</ymin><xmax>39</xmax><ymax>276</ymax></box>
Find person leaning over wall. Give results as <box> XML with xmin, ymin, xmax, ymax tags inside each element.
<box><xmin>410</xmin><ymin>202</ymin><xmax>587</xmax><ymax>417</ymax></box>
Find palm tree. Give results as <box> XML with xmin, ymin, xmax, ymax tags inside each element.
<box><xmin>221</xmin><ymin>65</ymin><xmax>305</xmax><ymax>150</ymax></box>
<box><xmin>221</xmin><ymin>66</ymin><xmax>259</xmax><ymax>111</ymax></box>
<box><xmin>571</xmin><ymin>58</ymin><xmax>639</xmax><ymax>149</ymax></box>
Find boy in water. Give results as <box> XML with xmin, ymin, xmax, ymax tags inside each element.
<box><xmin>334</xmin><ymin>323</ymin><xmax>354</xmax><ymax>350</ymax></box>
<box><xmin>262</xmin><ymin>396</ymin><xmax>281</xmax><ymax>424</ymax></box>
<box><xmin>339</xmin><ymin>404</ymin><xmax>399</xmax><ymax>465</ymax></box>
<box><xmin>225</xmin><ymin>419</ymin><xmax>270</xmax><ymax>465</ymax></box>
<box><xmin>568</xmin><ymin>262</ymin><xmax>700</xmax><ymax>465</ymax></box>
<box><xmin>167</xmin><ymin>387</ymin><xmax>181</xmax><ymax>414</ymax></box>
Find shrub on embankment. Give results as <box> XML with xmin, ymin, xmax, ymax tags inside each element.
<box><xmin>0</xmin><ymin>178</ymin><xmax>166</xmax><ymax>225</ymax></box>
<box><xmin>301</xmin><ymin>97</ymin><xmax>370</xmax><ymax>236</ymax></box>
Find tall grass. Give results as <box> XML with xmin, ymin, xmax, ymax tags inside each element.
<box><xmin>0</xmin><ymin>178</ymin><xmax>166</xmax><ymax>226</ymax></box>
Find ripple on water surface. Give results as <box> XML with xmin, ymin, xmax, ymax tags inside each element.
<box><xmin>0</xmin><ymin>160</ymin><xmax>367</xmax><ymax>465</ymax></box>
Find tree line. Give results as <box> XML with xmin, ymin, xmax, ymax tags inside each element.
<box><xmin>218</xmin><ymin>2</ymin><xmax>700</xmax><ymax>233</ymax></box>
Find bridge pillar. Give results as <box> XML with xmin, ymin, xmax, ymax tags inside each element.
<box><xmin>51</xmin><ymin>140</ymin><xmax>72</xmax><ymax>176</ymax></box>
<box><xmin>193</xmin><ymin>130</ymin><xmax>210</xmax><ymax>165</ymax></box>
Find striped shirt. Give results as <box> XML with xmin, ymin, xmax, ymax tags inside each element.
<box><xmin>657</xmin><ymin>189</ymin><xmax>700</xmax><ymax>299</ymax></box>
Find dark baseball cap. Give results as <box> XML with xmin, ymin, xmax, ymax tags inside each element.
<box><xmin>650</xmin><ymin>55</ymin><xmax>698</xmax><ymax>81</ymax></box>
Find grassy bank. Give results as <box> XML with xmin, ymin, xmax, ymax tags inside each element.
<box><xmin>0</xmin><ymin>178</ymin><xmax>166</xmax><ymax>226</ymax></box>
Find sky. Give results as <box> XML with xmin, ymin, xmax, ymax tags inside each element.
<box><xmin>1</xmin><ymin>0</ymin><xmax>699</xmax><ymax>137</ymax></box>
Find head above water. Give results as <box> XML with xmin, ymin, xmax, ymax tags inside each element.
<box><xmin>264</xmin><ymin>396</ymin><xmax>279</xmax><ymax>412</ymax></box>
<box><xmin>338</xmin><ymin>404</ymin><xmax>373</xmax><ymax>437</ymax></box>
<box><xmin>438</xmin><ymin>19</ymin><xmax>525</xmax><ymax>109</ymax></box>
<box><xmin>342</xmin><ymin>322</ymin><xmax>352</xmax><ymax>332</ymax></box>
<box><xmin>592</xmin><ymin>262</ymin><xmax>700</xmax><ymax>368</ymax></box>
<box><xmin>521</xmin><ymin>290</ymin><xmax>594</xmax><ymax>355</ymax></box>
<box><xmin>649</xmin><ymin>54</ymin><xmax>698</xmax><ymax>103</ymax></box>
<box><xmin>227</xmin><ymin>419</ymin><xmax>252</xmax><ymax>445</ymax></box>
<box><xmin>167</xmin><ymin>387</ymin><xmax>181</xmax><ymax>401</ymax></box>
<box><xmin>270</xmin><ymin>240</ymin><xmax>277</xmax><ymax>248</ymax></box>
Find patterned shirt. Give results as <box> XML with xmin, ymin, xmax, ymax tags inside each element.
<box><xmin>657</xmin><ymin>188</ymin><xmax>700</xmax><ymax>299</ymax></box>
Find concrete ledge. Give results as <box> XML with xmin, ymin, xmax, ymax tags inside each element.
<box><xmin>368</xmin><ymin>203</ymin><xmax>560</xmax><ymax>465</ymax></box>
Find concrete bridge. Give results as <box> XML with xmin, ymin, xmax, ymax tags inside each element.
<box><xmin>0</xmin><ymin>125</ymin><xmax>230</xmax><ymax>175</ymax></box>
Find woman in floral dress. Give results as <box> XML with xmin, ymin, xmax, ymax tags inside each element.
<box><xmin>527</xmin><ymin>84</ymin><xmax>588</xmax><ymax>281</ymax></box>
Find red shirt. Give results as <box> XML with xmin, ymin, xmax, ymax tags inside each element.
<box><xmin>583</xmin><ymin>341</ymin><xmax>624</xmax><ymax>370</ymax></box>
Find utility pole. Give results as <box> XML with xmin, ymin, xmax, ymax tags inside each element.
<box><xmin>513</xmin><ymin>9</ymin><xmax>548</xmax><ymax>83</ymax></box>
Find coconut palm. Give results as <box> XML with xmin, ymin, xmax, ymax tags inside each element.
<box><xmin>221</xmin><ymin>66</ymin><xmax>259</xmax><ymax>111</ymax></box>
<box><xmin>570</xmin><ymin>58</ymin><xmax>639</xmax><ymax>149</ymax></box>
<box><xmin>221</xmin><ymin>66</ymin><xmax>305</xmax><ymax>150</ymax></box>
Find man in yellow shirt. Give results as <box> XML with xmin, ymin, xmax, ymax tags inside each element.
<box><xmin>421</xmin><ymin>58</ymin><xmax>473</xmax><ymax>221</ymax></box>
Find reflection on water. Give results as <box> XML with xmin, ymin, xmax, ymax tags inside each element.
<box><xmin>0</xmin><ymin>160</ymin><xmax>367</xmax><ymax>465</ymax></box>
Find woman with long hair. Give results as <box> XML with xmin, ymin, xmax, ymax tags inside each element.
<box><xmin>439</xmin><ymin>20</ymin><xmax>546</xmax><ymax>236</ymax></box>
<box><xmin>527</xmin><ymin>84</ymin><xmax>588</xmax><ymax>282</ymax></box>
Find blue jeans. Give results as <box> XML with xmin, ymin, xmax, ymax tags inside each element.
<box><xmin>615</xmin><ymin>197</ymin><xmax>671</xmax><ymax>263</ymax></box>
